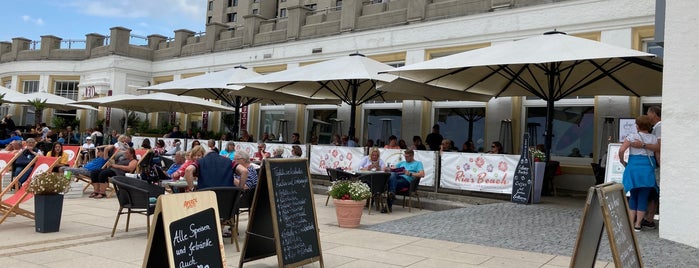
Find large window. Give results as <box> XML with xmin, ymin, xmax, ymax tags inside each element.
<box><xmin>258</xmin><ymin>105</ymin><xmax>284</xmax><ymax>141</ymax></box>
<box><xmin>23</xmin><ymin>80</ymin><xmax>39</xmax><ymax>94</ymax></box>
<box><xmin>306</xmin><ymin>106</ymin><xmax>337</xmax><ymax>144</ymax></box>
<box><xmin>434</xmin><ymin>105</ymin><xmax>486</xmax><ymax>152</ymax></box>
<box><xmin>279</xmin><ymin>8</ymin><xmax>287</xmax><ymax>18</ymax></box>
<box><xmin>55</xmin><ymin>81</ymin><xmax>79</xmax><ymax>101</ymax></box>
<box><xmin>228</xmin><ymin>12</ymin><xmax>237</xmax><ymax>22</ymax></box>
<box><xmin>525</xmin><ymin>105</ymin><xmax>594</xmax><ymax>158</ymax></box>
<box><xmin>364</xmin><ymin>107</ymin><xmax>401</xmax><ymax>147</ymax></box>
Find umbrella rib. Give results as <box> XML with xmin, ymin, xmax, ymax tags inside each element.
<box><xmin>623</xmin><ymin>57</ymin><xmax>663</xmax><ymax>72</ymax></box>
<box><xmin>463</xmin><ymin>65</ymin><xmax>507</xmax><ymax>91</ymax></box>
<box><xmin>495</xmin><ymin>65</ymin><xmax>542</xmax><ymax>98</ymax></box>
<box><xmin>579</xmin><ymin>60</ymin><xmax>641</xmax><ymax>97</ymax></box>
<box><xmin>316</xmin><ymin>81</ymin><xmax>350</xmax><ymax>105</ymax></box>
<box><xmin>425</xmin><ymin>66</ymin><xmax>471</xmax><ymax>84</ymax></box>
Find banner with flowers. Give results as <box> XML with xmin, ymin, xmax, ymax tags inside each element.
<box><xmin>310</xmin><ymin>145</ymin><xmax>365</xmax><ymax>175</ymax></box>
<box><xmin>440</xmin><ymin>152</ymin><xmax>519</xmax><ymax>194</ymax></box>
<box><xmin>378</xmin><ymin>148</ymin><xmax>437</xmax><ymax>187</ymax></box>
<box><xmin>235</xmin><ymin>142</ymin><xmax>258</xmax><ymax>158</ymax></box>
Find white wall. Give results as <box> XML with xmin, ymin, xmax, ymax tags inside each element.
<box><xmin>659</xmin><ymin>0</ymin><xmax>699</xmax><ymax>248</ymax></box>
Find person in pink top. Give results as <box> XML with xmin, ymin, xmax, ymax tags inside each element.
<box><xmin>170</xmin><ymin>145</ymin><xmax>205</xmax><ymax>180</ymax></box>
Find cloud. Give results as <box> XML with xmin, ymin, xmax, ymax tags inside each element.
<box><xmin>22</xmin><ymin>15</ymin><xmax>45</xmax><ymax>26</ymax></box>
<box><xmin>68</xmin><ymin>0</ymin><xmax>203</xmax><ymax>20</ymax></box>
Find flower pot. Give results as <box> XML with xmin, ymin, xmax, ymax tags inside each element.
<box><xmin>34</xmin><ymin>194</ymin><xmax>64</xmax><ymax>233</ymax></box>
<box><xmin>333</xmin><ymin>199</ymin><xmax>365</xmax><ymax>228</ymax></box>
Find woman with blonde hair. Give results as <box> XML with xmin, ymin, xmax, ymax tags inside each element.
<box><xmin>359</xmin><ymin>147</ymin><xmax>387</xmax><ymax>171</ymax></box>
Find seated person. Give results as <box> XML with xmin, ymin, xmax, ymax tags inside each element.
<box><xmin>60</xmin><ymin>146</ymin><xmax>112</xmax><ymax>195</ymax></box>
<box><xmin>90</xmin><ymin>147</ymin><xmax>137</xmax><ymax>199</ymax></box>
<box><xmin>153</xmin><ymin>140</ymin><xmax>167</xmax><ymax>156</ymax></box>
<box><xmin>386</xmin><ymin>149</ymin><xmax>425</xmax><ymax>212</ymax></box>
<box><xmin>80</xmin><ymin>136</ymin><xmax>96</xmax><ymax>162</ymax></box>
<box><xmin>233</xmin><ymin>151</ymin><xmax>258</xmax><ymax>190</ymax></box>
<box><xmin>166</xmin><ymin>151</ymin><xmax>186</xmax><ymax>177</ymax></box>
<box><xmin>12</xmin><ymin>138</ymin><xmax>43</xmax><ymax>187</ymax></box>
<box><xmin>271</xmin><ymin>147</ymin><xmax>284</xmax><ymax>158</ymax></box>
<box><xmin>2</xmin><ymin>140</ymin><xmax>21</xmax><ymax>153</ymax></box>
<box><xmin>170</xmin><ymin>146</ymin><xmax>205</xmax><ymax>180</ymax></box>
<box><xmin>184</xmin><ymin>150</ymin><xmax>236</xmax><ymax>191</ymax></box>
<box><xmin>165</xmin><ymin>139</ymin><xmax>182</xmax><ymax>155</ymax></box>
<box><xmin>219</xmin><ymin>141</ymin><xmax>235</xmax><ymax>160</ymax></box>
<box><xmin>359</xmin><ymin>147</ymin><xmax>387</xmax><ymax>171</ymax></box>
<box><xmin>254</xmin><ymin>142</ymin><xmax>271</xmax><ymax>161</ymax></box>
<box><xmin>440</xmin><ymin>139</ymin><xmax>457</xmax><ymax>154</ymax></box>
<box><xmin>384</xmin><ymin>135</ymin><xmax>401</xmax><ymax>149</ymax></box>
<box><xmin>46</xmin><ymin>142</ymin><xmax>69</xmax><ymax>172</ymax></box>
<box><xmin>290</xmin><ymin>145</ymin><xmax>303</xmax><ymax>158</ymax></box>
<box><xmin>207</xmin><ymin>139</ymin><xmax>219</xmax><ymax>154</ymax></box>
<box><xmin>0</xmin><ymin>130</ymin><xmax>23</xmax><ymax>146</ymax></box>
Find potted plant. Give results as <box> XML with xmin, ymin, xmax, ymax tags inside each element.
<box><xmin>27</xmin><ymin>171</ymin><xmax>71</xmax><ymax>233</ymax></box>
<box><xmin>328</xmin><ymin>180</ymin><xmax>371</xmax><ymax>228</ymax></box>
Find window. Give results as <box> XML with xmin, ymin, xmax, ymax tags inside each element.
<box><xmin>23</xmin><ymin>80</ymin><xmax>39</xmax><ymax>94</ymax></box>
<box><xmin>228</xmin><ymin>12</ymin><xmax>237</xmax><ymax>22</ymax></box>
<box><xmin>252</xmin><ymin>9</ymin><xmax>259</xmax><ymax>15</ymax></box>
<box><xmin>305</xmin><ymin>4</ymin><xmax>317</xmax><ymax>10</ymax></box>
<box><xmin>232</xmin><ymin>0</ymin><xmax>238</xmax><ymax>6</ymax></box>
<box><xmin>434</xmin><ymin>106</ymin><xmax>486</xmax><ymax>152</ymax></box>
<box><xmin>642</xmin><ymin>37</ymin><xmax>663</xmax><ymax>58</ymax></box>
<box><xmin>525</xmin><ymin>105</ymin><xmax>594</xmax><ymax>158</ymax></box>
<box><xmin>279</xmin><ymin>8</ymin><xmax>287</xmax><ymax>18</ymax></box>
<box><xmin>207</xmin><ymin>16</ymin><xmax>212</xmax><ymax>24</ymax></box>
<box><xmin>54</xmin><ymin>81</ymin><xmax>79</xmax><ymax>101</ymax></box>
<box><xmin>365</xmin><ymin>108</ymin><xmax>402</xmax><ymax>147</ymax></box>
<box><xmin>259</xmin><ymin>106</ymin><xmax>285</xmax><ymax>141</ymax></box>
<box><xmin>208</xmin><ymin>1</ymin><xmax>213</xmax><ymax>11</ymax></box>
<box><xmin>336</xmin><ymin>0</ymin><xmax>343</xmax><ymax>8</ymax></box>
<box><xmin>253</xmin><ymin>0</ymin><xmax>259</xmax><ymax>3</ymax></box>
<box><xmin>227</xmin><ymin>0</ymin><xmax>233</xmax><ymax>7</ymax></box>
<box><xmin>306</xmin><ymin>107</ymin><xmax>337</xmax><ymax>144</ymax></box>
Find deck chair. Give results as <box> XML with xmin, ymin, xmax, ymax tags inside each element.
<box><xmin>75</xmin><ymin>150</ymin><xmax>117</xmax><ymax>194</ymax></box>
<box><xmin>0</xmin><ymin>156</ymin><xmax>59</xmax><ymax>224</ymax></box>
<box><xmin>62</xmin><ymin>145</ymin><xmax>81</xmax><ymax>168</ymax></box>
<box><xmin>0</xmin><ymin>152</ymin><xmax>21</xmax><ymax>189</ymax></box>
<box><xmin>134</xmin><ymin>150</ymin><xmax>153</xmax><ymax>174</ymax></box>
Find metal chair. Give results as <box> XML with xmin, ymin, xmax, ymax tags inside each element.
<box><xmin>590</xmin><ymin>163</ymin><xmax>606</xmax><ymax>185</ymax></box>
<box><xmin>396</xmin><ymin>176</ymin><xmax>422</xmax><ymax>212</ymax></box>
<box><xmin>199</xmin><ymin>186</ymin><xmax>242</xmax><ymax>251</ymax></box>
<box><xmin>357</xmin><ymin>172</ymin><xmax>390</xmax><ymax>214</ymax></box>
<box><xmin>109</xmin><ymin>176</ymin><xmax>165</xmax><ymax>237</ymax></box>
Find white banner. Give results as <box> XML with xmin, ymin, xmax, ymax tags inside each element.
<box><xmin>378</xmin><ymin>148</ymin><xmax>436</xmax><ymax>187</ymax></box>
<box><xmin>234</xmin><ymin>142</ymin><xmax>258</xmax><ymax>158</ymax></box>
<box><xmin>440</xmin><ymin>152</ymin><xmax>519</xmax><ymax>194</ymax></box>
<box><xmin>264</xmin><ymin>143</ymin><xmax>308</xmax><ymax>158</ymax></box>
<box><xmin>604</xmin><ymin>143</ymin><xmax>629</xmax><ymax>184</ymax></box>
<box><xmin>310</xmin><ymin>145</ymin><xmax>365</xmax><ymax>175</ymax></box>
<box><xmin>185</xmin><ymin>139</ymin><xmax>210</xmax><ymax>151</ymax></box>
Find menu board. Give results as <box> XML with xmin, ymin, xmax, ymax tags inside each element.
<box><xmin>239</xmin><ymin>158</ymin><xmax>324</xmax><ymax>268</ymax></box>
<box><xmin>143</xmin><ymin>192</ymin><xmax>225</xmax><ymax>268</ymax></box>
<box><xmin>511</xmin><ymin>133</ymin><xmax>532</xmax><ymax>204</ymax></box>
<box><xmin>571</xmin><ymin>183</ymin><xmax>642</xmax><ymax>268</ymax></box>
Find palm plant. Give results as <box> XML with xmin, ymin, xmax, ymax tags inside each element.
<box><xmin>29</xmin><ymin>98</ymin><xmax>48</xmax><ymax>124</ymax></box>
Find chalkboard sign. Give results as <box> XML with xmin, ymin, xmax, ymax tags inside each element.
<box><xmin>571</xmin><ymin>182</ymin><xmax>642</xmax><ymax>268</ymax></box>
<box><xmin>143</xmin><ymin>192</ymin><xmax>226</xmax><ymax>268</ymax></box>
<box><xmin>239</xmin><ymin>158</ymin><xmax>324</xmax><ymax>268</ymax></box>
<box><xmin>511</xmin><ymin>133</ymin><xmax>532</xmax><ymax>204</ymax></box>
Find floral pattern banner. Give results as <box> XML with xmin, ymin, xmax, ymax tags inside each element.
<box><xmin>310</xmin><ymin>145</ymin><xmax>365</xmax><ymax>175</ymax></box>
<box><xmin>440</xmin><ymin>152</ymin><xmax>519</xmax><ymax>194</ymax></box>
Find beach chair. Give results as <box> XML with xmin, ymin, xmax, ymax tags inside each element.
<box><xmin>0</xmin><ymin>152</ymin><xmax>21</xmax><ymax>189</ymax></box>
<box><xmin>75</xmin><ymin>150</ymin><xmax>117</xmax><ymax>194</ymax></box>
<box><xmin>62</xmin><ymin>145</ymin><xmax>81</xmax><ymax>168</ymax></box>
<box><xmin>0</xmin><ymin>156</ymin><xmax>59</xmax><ymax>224</ymax></box>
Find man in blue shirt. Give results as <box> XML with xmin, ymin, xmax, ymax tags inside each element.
<box><xmin>0</xmin><ymin>130</ymin><xmax>22</xmax><ymax>146</ymax></box>
<box><xmin>386</xmin><ymin>149</ymin><xmax>424</xmax><ymax>212</ymax></box>
<box><xmin>60</xmin><ymin>145</ymin><xmax>112</xmax><ymax>178</ymax></box>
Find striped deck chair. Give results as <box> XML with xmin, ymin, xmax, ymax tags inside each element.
<box><xmin>75</xmin><ymin>151</ymin><xmax>117</xmax><ymax>194</ymax></box>
<box><xmin>0</xmin><ymin>156</ymin><xmax>59</xmax><ymax>224</ymax></box>
<box><xmin>0</xmin><ymin>152</ymin><xmax>21</xmax><ymax>189</ymax></box>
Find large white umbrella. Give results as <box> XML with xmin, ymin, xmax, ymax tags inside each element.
<box><xmin>237</xmin><ymin>53</ymin><xmax>489</xmax><ymax>138</ymax></box>
<box><xmin>0</xmin><ymin>86</ymin><xmax>30</xmax><ymax>104</ymax></box>
<box><xmin>72</xmin><ymin>93</ymin><xmax>236</xmax><ymax>113</ymax></box>
<box><xmin>139</xmin><ymin>66</ymin><xmax>339</xmax><ymax>138</ymax></box>
<box><xmin>385</xmin><ymin>31</ymin><xmax>663</xmax><ymax>160</ymax></box>
<box><xmin>14</xmin><ymin>92</ymin><xmax>98</xmax><ymax>111</ymax></box>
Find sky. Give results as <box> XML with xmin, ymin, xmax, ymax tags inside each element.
<box><xmin>1</xmin><ymin>0</ymin><xmax>205</xmax><ymax>44</ymax></box>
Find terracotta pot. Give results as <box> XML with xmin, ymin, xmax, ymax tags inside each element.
<box><xmin>333</xmin><ymin>199</ymin><xmax>365</xmax><ymax>228</ymax></box>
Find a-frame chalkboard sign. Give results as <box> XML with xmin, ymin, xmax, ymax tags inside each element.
<box><xmin>239</xmin><ymin>158</ymin><xmax>324</xmax><ymax>268</ymax></box>
<box><xmin>571</xmin><ymin>182</ymin><xmax>643</xmax><ymax>268</ymax></box>
<box><xmin>511</xmin><ymin>133</ymin><xmax>532</xmax><ymax>204</ymax></box>
<box><xmin>143</xmin><ymin>191</ymin><xmax>226</xmax><ymax>268</ymax></box>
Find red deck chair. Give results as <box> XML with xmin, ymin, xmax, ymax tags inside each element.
<box><xmin>62</xmin><ymin>145</ymin><xmax>81</xmax><ymax>168</ymax></box>
<box><xmin>0</xmin><ymin>152</ymin><xmax>21</xmax><ymax>186</ymax></box>
<box><xmin>0</xmin><ymin>156</ymin><xmax>59</xmax><ymax>224</ymax></box>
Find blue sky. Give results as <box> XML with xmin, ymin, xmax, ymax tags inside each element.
<box><xmin>1</xmin><ymin>0</ymin><xmax>205</xmax><ymax>44</ymax></box>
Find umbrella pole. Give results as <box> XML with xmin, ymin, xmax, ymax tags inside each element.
<box><xmin>233</xmin><ymin>96</ymin><xmax>241</xmax><ymax>140</ymax></box>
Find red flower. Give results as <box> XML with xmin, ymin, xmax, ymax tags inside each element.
<box><xmin>476</xmin><ymin>157</ymin><xmax>485</xmax><ymax>168</ymax></box>
<box><xmin>342</xmin><ymin>194</ymin><xmax>350</xmax><ymax>200</ymax></box>
<box><xmin>498</xmin><ymin>161</ymin><xmax>508</xmax><ymax>172</ymax></box>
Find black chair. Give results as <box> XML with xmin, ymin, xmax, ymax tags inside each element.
<box><xmin>358</xmin><ymin>173</ymin><xmax>390</xmax><ymax>215</ymax></box>
<box><xmin>234</xmin><ymin>188</ymin><xmax>256</xmax><ymax>238</ymax></box>
<box><xmin>543</xmin><ymin>161</ymin><xmax>561</xmax><ymax>196</ymax></box>
<box><xmin>199</xmin><ymin>186</ymin><xmax>242</xmax><ymax>251</ymax></box>
<box><xmin>396</xmin><ymin>176</ymin><xmax>422</xmax><ymax>212</ymax></box>
<box><xmin>325</xmin><ymin>168</ymin><xmax>355</xmax><ymax>206</ymax></box>
<box><xmin>590</xmin><ymin>163</ymin><xmax>606</xmax><ymax>185</ymax></box>
<box><xmin>110</xmin><ymin>176</ymin><xmax>166</xmax><ymax>237</ymax></box>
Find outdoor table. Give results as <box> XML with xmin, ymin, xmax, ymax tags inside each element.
<box><xmin>163</xmin><ymin>179</ymin><xmax>197</xmax><ymax>193</ymax></box>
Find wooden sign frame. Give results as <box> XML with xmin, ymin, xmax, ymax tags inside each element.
<box><xmin>143</xmin><ymin>191</ymin><xmax>226</xmax><ymax>268</ymax></box>
<box><xmin>571</xmin><ymin>182</ymin><xmax>643</xmax><ymax>268</ymax></box>
<box><xmin>239</xmin><ymin>158</ymin><xmax>324</xmax><ymax>268</ymax></box>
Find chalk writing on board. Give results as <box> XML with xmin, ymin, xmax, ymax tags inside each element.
<box><xmin>169</xmin><ymin>208</ymin><xmax>221</xmax><ymax>268</ymax></box>
<box><xmin>511</xmin><ymin>133</ymin><xmax>532</xmax><ymax>204</ymax></box>
<box><xmin>270</xmin><ymin>164</ymin><xmax>318</xmax><ymax>263</ymax></box>
<box><xmin>604</xmin><ymin>192</ymin><xmax>639</xmax><ymax>268</ymax></box>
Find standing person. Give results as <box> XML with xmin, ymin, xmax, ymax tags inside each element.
<box><xmin>619</xmin><ymin>115</ymin><xmax>657</xmax><ymax>232</ymax></box>
<box><xmin>630</xmin><ymin>105</ymin><xmax>661</xmax><ymax>228</ymax></box>
<box><xmin>1</xmin><ymin>114</ymin><xmax>16</xmax><ymax>134</ymax></box>
<box><xmin>386</xmin><ymin>149</ymin><xmax>424</xmax><ymax>213</ymax></box>
<box><xmin>489</xmin><ymin>141</ymin><xmax>505</xmax><ymax>154</ymax></box>
<box><xmin>291</xmin><ymin>132</ymin><xmax>301</xmax><ymax>144</ymax></box>
<box><xmin>425</xmin><ymin>124</ymin><xmax>443</xmax><ymax>151</ymax></box>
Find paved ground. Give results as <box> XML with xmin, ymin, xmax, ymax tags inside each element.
<box><xmin>0</xmin><ymin>181</ymin><xmax>696</xmax><ymax>267</ymax></box>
